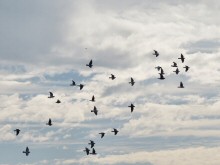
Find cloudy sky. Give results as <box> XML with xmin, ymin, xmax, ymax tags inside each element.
<box><xmin>0</xmin><ymin>0</ymin><xmax>220</xmax><ymax>164</ymax></box>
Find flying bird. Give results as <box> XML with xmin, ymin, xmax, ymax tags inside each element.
<box><xmin>171</xmin><ymin>62</ymin><xmax>178</xmax><ymax>67</ymax></box>
<box><xmin>70</xmin><ymin>80</ymin><xmax>76</xmax><ymax>86</ymax></box>
<box><xmin>48</xmin><ymin>92</ymin><xmax>55</xmax><ymax>98</ymax></box>
<box><xmin>86</xmin><ymin>60</ymin><xmax>93</xmax><ymax>68</ymax></box>
<box><xmin>178</xmin><ymin>82</ymin><xmax>184</xmax><ymax>88</ymax></box>
<box><xmin>99</xmin><ymin>132</ymin><xmax>105</xmax><ymax>138</ymax></box>
<box><xmin>90</xmin><ymin>95</ymin><xmax>95</xmax><ymax>102</ymax></box>
<box><xmin>23</xmin><ymin>147</ymin><xmax>30</xmax><ymax>156</ymax></box>
<box><xmin>83</xmin><ymin>147</ymin><xmax>90</xmax><ymax>155</ymax></box>
<box><xmin>178</xmin><ymin>54</ymin><xmax>185</xmax><ymax>63</ymax></box>
<box><xmin>128</xmin><ymin>103</ymin><xmax>135</xmax><ymax>113</ymax></box>
<box><xmin>183</xmin><ymin>65</ymin><xmax>190</xmax><ymax>72</ymax></box>
<box><xmin>90</xmin><ymin>148</ymin><xmax>97</xmax><ymax>155</ymax></box>
<box><xmin>46</xmin><ymin>118</ymin><xmax>52</xmax><ymax>126</ymax></box>
<box><xmin>153</xmin><ymin>50</ymin><xmax>159</xmax><ymax>57</ymax></box>
<box><xmin>173</xmin><ymin>68</ymin><xmax>180</xmax><ymax>74</ymax></box>
<box><xmin>158</xmin><ymin>73</ymin><xmax>165</xmax><ymax>80</ymax></box>
<box><xmin>78</xmin><ymin>84</ymin><xmax>84</xmax><ymax>90</ymax></box>
<box><xmin>14</xmin><ymin>129</ymin><xmax>20</xmax><ymax>136</ymax></box>
<box><xmin>111</xmin><ymin>128</ymin><xmax>119</xmax><ymax>135</ymax></box>
<box><xmin>155</xmin><ymin>66</ymin><xmax>161</xmax><ymax>71</ymax></box>
<box><xmin>129</xmin><ymin>77</ymin><xmax>135</xmax><ymax>86</ymax></box>
<box><xmin>91</xmin><ymin>106</ymin><xmax>98</xmax><ymax>115</ymax></box>
<box><xmin>56</xmin><ymin>99</ymin><xmax>61</xmax><ymax>103</ymax></box>
<box><xmin>88</xmin><ymin>140</ymin><xmax>95</xmax><ymax>148</ymax></box>
<box><xmin>109</xmin><ymin>74</ymin><xmax>116</xmax><ymax>80</ymax></box>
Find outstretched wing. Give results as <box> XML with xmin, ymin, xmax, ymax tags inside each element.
<box><xmin>89</xmin><ymin>60</ymin><xmax>92</xmax><ymax>65</ymax></box>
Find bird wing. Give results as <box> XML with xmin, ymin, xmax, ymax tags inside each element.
<box><xmin>89</xmin><ymin>60</ymin><xmax>92</xmax><ymax>65</ymax></box>
<box><xmin>49</xmin><ymin>92</ymin><xmax>53</xmax><ymax>97</ymax></box>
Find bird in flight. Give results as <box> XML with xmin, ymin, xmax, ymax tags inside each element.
<box><xmin>90</xmin><ymin>95</ymin><xmax>95</xmax><ymax>102</ymax></box>
<box><xmin>129</xmin><ymin>77</ymin><xmax>135</xmax><ymax>86</ymax></box>
<box><xmin>173</xmin><ymin>68</ymin><xmax>180</xmax><ymax>75</ymax></box>
<box><xmin>90</xmin><ymin>148</ymin><xmax>97</xmax><ymax>155</ymax></box>
<box><xmin>112</xmin><ymin>128</ymin><xmax>119</xmax><ymax>135</ymax></box>
<box><xmin>153</xmin><ymin>50</ymin><xmax>159</xmax><ymax>57</ymax></box>
<box><xmin>178</xmin><ymin>82</ymin><xmax>184</xmax><ymax>88</ymax></box>
<box><xmin>78</xmin><ymin>84</ymin><xmax>84</xmax><ymax>90</ymax></box>
<box><xmin>178</xmin><ymin>54</ymin><xmax>185</xmax><ymax>63</ymax></box>
<box><xmin>155</xmin><ymin>66</ymin><xmax>161</xmax><ymax>71</ymax></box>
<box><xmin>83</xmin><ymin>147</ymin><xmax>90</xmax><ymax>155</ymax></box>
<box><xmin>109</xmin><ymin>74</ymin><xmax>116</xmax><ymax>80</ymax></box>
<box><xmin>183</xmin><ymin>65</ymin><xmax>190</xmax><ymax>72</ymax></box>
<box><xmin>70</xmin><ymin>80</ymin><xmax>76</xmax><ymax>86</ymax></box>
<box><xmin>99</xmin><ymin>132</ymin><xmax>105</xmax><ymax>138</ymax></box>
<box><xmin>86</xmin><ymin>60</ymin><xmax>93</xmax><ymax>68</ymax></box>
<box><xmin>23</xmin><ymin>147</ymin><xmax>30</xmax><ymax>156</ymax></box>
<box><xmin>48</xmin><ymin>92</ymin><xmax>55</xmax><ymax>98</ymax></box>
<box><xmin>56</xmin><ymin>99</ymin><xmax>61</xmax><ymax>103</ymax></box>
<box><xmin>171</xmin><ymin>62</ymin><xmax>178</xmax><ymax>67</ymax></box>
<box><xmin>128</xmin><ymin>103</ymin><xmax>135</xmax><ymax>113</ymax></box>
<box><xmin>46</xmin><ymin>118</ymin><xmax>52</xmax><ymax>126</ymax></box>
<box><xmin>14</xmin><ymin>129</ymin><xmax>20</xmax><ymax>136</ymax></box>
<box><xmin>158</xmin><ymin>73</ymin><xmax>165</xmax><ymax>80</ymax></box>
<box><xmin>91</xmin><ymin>106</ymin><xmax>98</xmax><ymax>115</ymax></box>
<box><xmin>88</xmin><ymin>140</ymin><xmax>95</xmax><ymax>148</ymax></box>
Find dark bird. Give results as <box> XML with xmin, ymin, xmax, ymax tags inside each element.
<box><xmin>129</xmin><ymin>77</ymin><xmax>135</xmax><ymax>86</ymax></box>
<box><xmin>88</xmin><ymin>140</ymin><xmax>95</xmax><ymax>148</ymax></box>
<box><xmin>46</xmin><ymin>118</ymin><xmax>52</xmax><ymax>126</ymax></box>
<box><xmin>109</xmin><ymin>74</ymin><xmax>116</xmax><ymax>80</ymax></box>
<box><xmin>173</xmin><ymin>68</ymin><xmax>180</xmax><ymax>74</ymax></box>
<box><xmin>86</xmin><ymin>60</ymin><xmax>93</xmax><ymax>68</ymax></box>
<box><xmin>90</xmin><ymin>95</ymin><xmax>95</xmax><ymax>102</ymax></box>
<box><xmin>111</xmin><ymin>128</ymin><xmax>119</xmax><ymax>135</ymax></box>
<box><xmin>91</xmin><ymin>106</ymin><xmax>98</xmax><ymax>115</ymax></box>
<box><xmin>183</xmin><ymin>65</ymin><xmax>190</xmax><ymax>72</ymax></box>
<box><xmin>83</xmin><ymin>147</ymin><xmax>90</xmax><ymax>155</ymax></box>
<box><xmin>90</xmin><ymin>148</ymin><xmax>97</xmax><ymax>155</ymax></box>
<box><xmin>78</xmin><ymin>84</ymin><xmax>84</xmax><ymax>90</ymax></box>
<box><xmin>70</xmin><ymin>80</ymin><xmax>76</xmax><ymax>86</ymax></box>
<box><xmin>178</xmin><ymin>54</ymin><xmax>185</xmax><ymax>63</ymax></box>
<box><xmin>128</xmin><ymin>103</ymin><xmax>135</xmax><ymax>113</ymax></box>
<box><xmin>171</xmin><ymin>62</ymin><xmax>178</xmax><ymax>67</ymax></box>
<box><xmin>23</xmin><ymin>147</ymin><xmax>30</xmax><ymax>156</ymax></box>
<box><xmin>48</xmin><ymin>92</ymin><xmax>55</xmax><ymax>98</ymax></box>
<box><xmin>178</xmin><ymin>82</ymin><xmax>184</xmax><ymax>88</ymax></box>
<box><xmin>158</xmin><ymin>73</ymin><xmax>165</xmax><ymax>80</ymax></box>
<box><xmin>14</xmin><ymin>129</ymin><xmax>20</xmax><ymax>136</ymax></box>
<box><xmin>153</xmin><ymin>50</ymin><xmax>159</xmax><ymax>57</ymax></box>
<box><xmin>155</xmin><ymin>66</ymin><xmax>161</xmax><ymax>71</ymax></box>
<box><xmin>99</xmin><ymin>132</ymin><xmax>105</xmax><ymax>138</ymax></box>
<box><xmin>56</xmin><ymin>99</ymin><xmax>61</xmax><ymax>103</ymax></box>
<box><xmin>160</xmin><ymin>68</ymin><xmax>165</xmax><ymax>75</ymax></box>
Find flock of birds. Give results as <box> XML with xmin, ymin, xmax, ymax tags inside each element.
<box><xmin>14</xmin><ymin>50</ymin><xmax>189</xmax><ymax>156</ymax></box>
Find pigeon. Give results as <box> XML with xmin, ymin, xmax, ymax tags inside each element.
<box><xmin>91</xmin><ymin>106</ymin><xmax>98</xmax><ymax>115</ymax></box>
<box><xmin>48</xmin><ymin>92</ymin><xmax>55</xmax><ymax>98</ymax></box>
<box><xmin>129</xmin><ymin>77</ymin><xmax>135</xmax><ymax>86</ymax></box>
<box><xmin>23</xmin><ymin>147</ymin><xmax>30</xmax><ymax>156</ymax></box>
<box><xmin>46</xmin><ymin>118</ymin><xmax>52</xmax><ymax>126</ymax></box>
<box><xmin>183</xmin><ymin>65</ymin><xmax>190</xmax><ymax>72</ymax></box>
<box><xmin>155</xmin><ymin>66</ymin><xmax>161</xmax><ymax>71</ymax></box>
<box><xmin>70</xmin><ymin>80</ymin><xmax>76</xmax><ymax>86</ymax></box>
<box><xmin>109</xmin><ymin>74</ymin><xmax>116</xmax><ymax>80</ymax></box>
<box><xmin>56</xmin><ymin>99</ymin><xmax>61</xmax><ymax>103</ymax></box>
<box><xmin>178</xmin><ymin>54</ymin><xmax>185</xmax><ymax>63</ymax></box>
<box><xmin>171</xmin><ymin>62</ymin><xmax>178</xmax><ymax>67</ymax></box>
<box><xmin>128</xmin><ymin>103</ymin><xmax>135</xmax><ymax>113</ymax></box>
<box><xmin>78</xmin><ymin>84</ymin><xmax>84</xmax><ymax>90</ymax></box>
<box><xmin>14</xmin><ymin>129</ymin><xmax>20</xmax><ymax>136</ymax></box>
<box><xmin>86</xmin><ymin>60</ymin><xmax>93</xmax><ymax>68</ymax></box>
<box><xmin>173</xmin><ymin>68</ymin><xmax>180</xmax><ymax>74</ymax></box>
<box><xmin>160</xmin><ymin>68</ymin><xmax>165</xmax><ymax>75</ymax></box>
<box><xmin>111</xmin><ymin>128</ymin><xmax>119</xmax><ymax>135</ymax></box>
<box><xmin>99</xmin><ymin>132</ymin><xmax>105</xmax><ymax>138</ymax></box>
<box><xmin>90</xmin><ymin>95</ymin><xmax>95</xmax><ymax>102</ymax></box>
<box><xmin>88</xmin><ymin>140</ymin><xmax>95</xmax><ymax>148</ymax></box>
<box><xmin>90</xmin><ymin>148</ymin><xmax>97</xmax><ymax>155</ymax></box>
<box><xmin>83</xmin><ymin>147</ymin><xmax>90</xmax><ymax>155</ymax></box>
<box><xmin>158</xmin><ymin>73</ymin><xmax>165</xmax><ymax>80</ymax></box>
<box><xmin>153</xmin><ymin>50</ymin><xmax>159</xmax><ymax>57</ymax></box>
<box><xmin>178</xmin><ymin>82</ymin><xmax>184</xmax><ymax>88</ymax></box>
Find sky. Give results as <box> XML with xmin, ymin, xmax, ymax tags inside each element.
<box><xmin>0</xmin><ymin>0</ymin><xmax>220</xmax><ymax>164</ymax></box>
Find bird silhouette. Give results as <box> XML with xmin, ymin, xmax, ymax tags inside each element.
<box><xmin>171</xmin><ymin>62</ymin><xmax>178</xmax><ymax>67</ymax></box>
<box><xmin>83</xmin><ymin>147</ymin><xmax>90</xmax><ymax>155</ymax></box>
<box><xmin>86</xmin><ymin>60</ymin><xmax>93</xmax><ymax>68</ymax></box>
<box><xmin>14</xmin><ymin>129</ymin><xmax>20</xmax><ymax>136</ymax></box>
<box><xmin>178</xmin><ymin>54</ymin><xmax>185</xmax><ymax>63</ymax></box>
<box><xmin>46</xmin><ymin>118</ymin><xmax>52</xmax><ymax>126</ymax></box>
<box><xmin>48</xmin><ymin>92</ymin><xmax>55</xmax><ymax>98</ymax></box>
<box><xmin>90</xmin><ymin>95</ymin><xmax>95</xmax><ymax>102</ymax></box>
<box><xmin>173</xmin><ymin>68</ymin><xmax>180</xmax><ymax>74</ymax></box>
<box><xmin>109</xmin><ymin>74</ymin><xmax>116</xmax><ymax>80</ymax></box>
<box><xmin>178</xmin><ymin>82</ymin><xmax>184</xmax><ymax>88</ymax></box>
<box><xmin>90</xmin><ymin>148</ymin><xmax>97</xmax><ymax>155</ymax></box>
<box><xmin>129</xmin><ymin>77</ymin><xmax>135</xmax><ymax>86</ymax></box>
<box><xmin>78</xmin><ymin>84</ymin><xmax>84</xmax><ymax>90</ymax></box>
<box><xmin>128</xmin><ymin>103</ymin><xmax>135</xmax><ymax>113</ymax></box>
<box><xmin>99</xmin><ymin>132</ymin><xmax>105</xmax><ymax>138</ymax></box>
<box><xmin>56</xmin><ymin>99</ymin><xmax>61</xmax><ymax>103</ymax></box>
<box><xmin>70</xmin><ymin>80</ymin><xmax>76</xmax><ymax>86</ymax></box>
<box><xmin>91</xmin><ymin>106</ymin><xmax>98</xmax><ymax>115</ymax></box>
<box><xmin>158</xmin><ymin>73</ymin><xmax>165</xmax><ymax>80</ymax></box>
<box><xmin>88</xmin><ymin>140</ymin><xmax>95</xmax><ymax>148</ymax></box>
<box><xmin>23</xmin><ymin>147</ymin><xmax>30</xmax><ymax>156</ymax></box>
<box><xmin>112</xmin><ymin>128</ymin><xmax>119</xmax><ymax>135</ymax></box>
<box><xmin>155</xmin><ymin>66</ymin><xmax>161</xmax><ymax>71</ymax></box>
<box><xmin>153</xmin><ymin>50</ymin><xmax>159</xmax><ymax>57</ymax></box>
<box><xmin>160</xmin><ymin>68</ymin><xmax>165</xmax><ymax>75</ymax></box>
<box><xmin>183</xmin><ymin>65</ymin><xmax>190</xmax><ymax>72</ymax></box>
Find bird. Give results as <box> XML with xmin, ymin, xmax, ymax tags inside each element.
<box><xmin>70</xmin><ymin>80</ymin><xmax>76</xmax><ymax>86</ymax></box>
<box><xmin>78</xmin><ymin>84</ymin><xmax>84</xmax><ymax>90</ymax></box>
<box><xmin>88</xmin><ymin>140</ymin><xmax>95</xmax><ymax>148</ymax></box>
<box><xmin>48</xmin><ymin>92</ymin><xmax>55</xmax><ymax>98</ymax></box>
<box><xmin>109</xmin><ymin>74</ymin><xmax>116</xmax><ymax>80</ymax></box>
<box><xmin>178</xmin><ymin>82</ymin><xmax>184</xmax><ymax>88</ymax></box>
<box><xmin>90</xmin><ymin>95</ymin><xmax>95</xmax><ymax>102</ymax></box>
<box><xmin>153</xmin><ymin>50</ymin><xmax>159</xmax><ymax>57</ymax></box>
<box><xmin>128</xmin><ymin>103</ymin><xmax>135</xmax><ymax>113</ymax></box>
<box><xmin>183</xmin><ymin>65</ymin><xmax>190</xmax><ymax>72</ymax></box>
<box><xmin>173</xmin><ymin>68</ymin><xmax>180</xmax><ymax>74</ymax></box>
<box><xmin>86</xmin><ymin>60</ymin><xmax>93</xmax><ymax>68</ymax></box>
<box><xmin>56</xmin><ymin>99</ymin><xmax>61</xmax><ymax>103</ymax></box>
<box><xmin>129</xmin><ymin>77</ymin><xmax>135</xmax><ymax>86</ymax></box>
<box><xmin>155</xmin><ymin>66</ymin><xmax>161</xmax><ymax>71</ymax></box>
<box><xmin>23</xmin><ymin>147</ymin><xmax>30</xmax><ymax>156</ymax></box>
<box><xmin>158</xmin><ymin>73</ymin><xmax>165</xmax><ymax>80</ymax></box>
<box><xmin>14</xmin><ymin>129</ymin><xmax>20</xmax><ymax>136</ymax></box>
<box><xmin>99</xmin><ymin>132</ymin><xmax>105</xmax><ymax>138</ymax></box>
<box><xmin>91</xmin><ymin>106</ymin><xmax>98</xmax><ymax>115</ymax></box>
<box><xmin>46</xmin><ymin>118</ymin><xmax>52</xmax><ymax>126</ymax></box>
<box><xmin>83</xmin><ymin>147</ymin><xmax>90</xmax><ymax>155</ymax></box>
<box><xmin>111</xmin><ymin>128</ymin><xmax>119</xmax><ymax>135</ymax></box>
<box><xmin>178</xmin><ymin>54</ymin><xmax>185</xmax><ymax>63</ymax></box>
<box><xmin>171</xmin><ymin>62</ymin><xmax>178</xmax><ymax>67</ymax></box>
<box><xmin>90</xmin><ymin>148</ymin><xmax>97</xmax><ymax>155</ymax></box>
<box><xmin>160</xmin><ymin>68</ymin><xmax>165</xmax><ymax>75</ymax></box>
